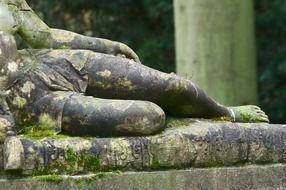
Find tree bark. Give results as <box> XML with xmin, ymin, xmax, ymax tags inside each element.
<box><xmin>174</xmin><ymin>0</ymin><xmax>257</xmax><ymax>106</ymax></box>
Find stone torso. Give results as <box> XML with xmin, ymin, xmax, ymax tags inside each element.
<box><xmin>5</xmin><ymin>49</ymin><xmax>90</xmax><ymax>128</ymax></box>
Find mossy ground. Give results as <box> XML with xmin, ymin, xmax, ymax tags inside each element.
<box><xmin>18</xmin><ymin>125</ymin><xmax>70</xmax><ymax>140</ymax></box>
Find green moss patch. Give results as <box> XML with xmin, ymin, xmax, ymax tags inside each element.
<box><xmin>31</xmin><ymin>149</ymin><xmax>120</xmax><ymax>176</ymax></box>
<box><xmin>32</xmin><ymin>175</ymin><xmax>64</xmax><ymax>182</ymax></box>
<box><xmin>18</xmin><ymin>125</ymin><xmax>70</xmax><ymax>140</ymax></box>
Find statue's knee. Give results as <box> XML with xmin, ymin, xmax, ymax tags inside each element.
<box><xmin>115</xmin><ymin>101</ymin><xmax>166</xmax><ymax>136</ymax></box>
<box><xmin>61</xmin><ymin>96</ymin><xmax>166</xmax><ymax>136</ymax></box>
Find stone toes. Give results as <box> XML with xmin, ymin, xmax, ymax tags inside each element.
<box><xmin>260</xmin><ymin>115</ymin><xmax>269</xmax><ymax>123</ymax></box>
<box><xmin>262</xmin><ymin>117</ymin><xmax>269</xmax><ymax>123</ymax></box>
<box><xmin>260</xmin><ymin>112</ymin><xmax>268</xmax><ymax>118</ymax></box>
<box><xmin>257</xmin><ymin>110</ymin><xmax>265</xmax><ymax>115</ymax></box>
<box><xmin>253</xmin><ymin>106</ymin><xmax>262</xmax><ymax>111</ymax></box>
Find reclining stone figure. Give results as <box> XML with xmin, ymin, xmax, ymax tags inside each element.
<box><xmin>0</xmin><ymin>0</ymin><xmax>269</xmax><ymax>138</ymax></box>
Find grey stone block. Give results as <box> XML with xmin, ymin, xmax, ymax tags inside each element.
<box><xmin>1</xmin><ymin>164</ymin><xmax>286</xmax><ymax>190</ymax></box>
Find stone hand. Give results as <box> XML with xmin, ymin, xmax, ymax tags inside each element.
<box><xmin>50</xmin><ymin>29</ymin><xmax>141</xmax><ymax>63</ymax></box>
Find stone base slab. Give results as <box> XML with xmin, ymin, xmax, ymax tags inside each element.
<box><xmin>3</xmin><ymin>119</ymin><xmax>286</xmax><ymax>174</ymax></box>
<box><xmin>1</xmin><ymin>164</ymin><xmax>286</xmax><ymax>190</ymax></box>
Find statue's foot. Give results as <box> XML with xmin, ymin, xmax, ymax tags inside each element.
<box><xmin>228</xmin><ymin>105</ymin><xmax>269</xmax><ymax>123</ymax></box>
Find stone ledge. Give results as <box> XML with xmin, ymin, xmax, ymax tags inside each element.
<box><xmin>3</xmin><ymin>119</ymin><xmax>286</xmax><ymax>174</ymax></box>
<box><xmin>1</xmin><ymin>164</ymin><xmax>286</xmax><ymax>190</ymax></box>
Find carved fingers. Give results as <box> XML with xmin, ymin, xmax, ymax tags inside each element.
<box><xmin>118</xmin><ymin>43</ymin><xmax>141</xmax><ymax>64</ymax></box>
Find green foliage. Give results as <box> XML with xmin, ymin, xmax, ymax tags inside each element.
<box><xmin>26</xmin><ymin>0</ymin><xmax>174</xmax><ymax>73</ymax></box>
<box><xmin>24</xmin><ymin>0</ymin><xmax>286</xmax><ymax>123</ymax></box>
<box><xmin>255</xmin><ymin>0</ymin><xmax>286</xmax><ymax>123</ymax></box>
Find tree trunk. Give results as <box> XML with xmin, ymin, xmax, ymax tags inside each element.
<box><xmin>174</xmin><ymin>0</ymin><xmax>257</xmax><ymax>106</ymax></box>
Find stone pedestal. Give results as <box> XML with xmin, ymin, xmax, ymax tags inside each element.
<box><xmin>2</xmin><ymin>118</ymin><xmax>286</xmax><ymax>175</ymax></box>
<box><xmin>1</xmin><ymin>118</ymin><xmax>286</xmax><ymax>189</ymax></box>
<box><xmin>1</xmin><ymin>164</ymin><xmax>286</xmax><ymax>190</ymax></box>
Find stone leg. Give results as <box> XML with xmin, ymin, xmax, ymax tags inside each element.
<box><xmin>33</xmin><ymin>91</ymin><xmax>165</xmax><ymax>137</ymax></box>
<box><xmin>85</xmin><ymin>53</ymin><xmax>230</xmax><ymax>118</ymax></box>
<box><xmin>32</xmin><ymin>49</ymin><xmax>268</xmax><ymax>122</ymax></box>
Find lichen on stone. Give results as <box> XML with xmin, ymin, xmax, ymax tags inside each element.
<box><xmin>38</xmin><ymin>113</ymin><xmax>57</xmax><ymax>130</ymax></box>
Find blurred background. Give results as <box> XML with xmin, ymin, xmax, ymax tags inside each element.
<box><xmin>25</xmin><ymin>0</ymin><xmax>286</xmax><ymax>123</ymax></box>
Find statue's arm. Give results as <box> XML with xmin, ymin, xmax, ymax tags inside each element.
<box><xmin>50</xmin><ymin>29</ymin><xmax>141</xmax><ymax>63</ymax></box>
<box><xmin>14</xmin><ymin>2</ymin><xmax>140</xmax><ymax>63</ymax></box>
<box><xmin>16</xmin><ymin>7</ymin><xmax>52</xmax><ymax>48</ymax></box>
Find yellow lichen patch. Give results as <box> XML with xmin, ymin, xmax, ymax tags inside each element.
<box><xmin>67</xmin><ymin>52</ymin><xmax>89</xmax><ymax>71</ymax></box>
<box><xmin>38</xmin><ymin>113</ymin><xmax>56</xmax><ymax>130</ymax></box>
<box><xmin>7</xmin><ymin>61</ymin><xmax>18</xmax><ymax>72</ymax></box>
<box><xmin>106</xmin><ymin>139</ymin><xmax>133</xmax><ymax>166</ymax></box>
<box><xmin>160</xmin><ymin>73</ymin><xmax>173</xmax><ymax>81</ymax></box>
<box><xmin>150</xmin><ymin>133</ymin><xmax>196</xmax><ymax>168</ymax></box>
<box><xmin>109</xmin><ymin>100</ymin><xmax>134</xmax><ymax>112</ymax></box>
<box><xmin>0</xmin><ymin>4</ymin><xmax>17</xmax><ymax>34</ymax></box>
<box><xmin>21</xmin><ymin>81</ymin><xmax>35</xmax><ymax>96</ymax></box>
<box><xmin>9</xmin><ymin>0</ymin><xmax>33</xmax><ymax>10</ymax></box>
<box><xmin>0</xmin><ymin>76</ymin><xmax>7</xmax><ymax>87</ymax></box>
<box><xmin>116</xmin><ymin>78</ymin><xmax>136</xmax><ymax>91</ymax></box>
<box><xmin>52</xmin><ymin>139</ymin><xmax>93</xmax><ymax>153</ymax></box>
<box><xmin>48</xmin><ymin>50</ymin><xmax>64</xmax><ymax>59</ymax></box>
<box><xmin>211</xmin><ymin>116</ymin><xmax>232</xmax><ymax>122</ymax></box>
<box><xmin>96</xmin><ymin>70</ymin><xmax>112</xmax><ymax>78</ymax></box>
<box><xmin>115</xmin><ymin>116</ymin><xmax>159</xmax><ymax>135</ymax></box>
<box><xmin>4</xmin><ymin>136</ymin><xmax>24</xmax><ymax>170</ymax></box>
<box><xmin>51</xmin><ymin>91</ymin><xmax>73</xmax><ymax>101</ymax></box>
<box><xmin>91</xmin><ymin>81</ymin><xmax>112</xmax><ymax>90</ymax></box>
<box><xmin>0</xmin><ymin>117</ymin><xmax>12</xmax><ymax>143</ymax></box>
<box><xmin>52</xmin><ymin>30</ymin><xmax>76</xmax><ymax>43</ymax></box>
<box><xmin>50</xmin><ymin>50</ymin><xmax>89</xmax><ymax>71</ymax></box>
<box><xmin>12</xmin><ymin>96</ymin><xmax>27</xmax><ymax>108</ymax></box>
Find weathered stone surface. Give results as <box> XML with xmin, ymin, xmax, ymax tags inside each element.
<box><xmin>1</xmin><ymin>164</ymin><xmax>286</xmax><ymax>190</ymax></box>
<box><xmin>4</xmin><ymin>136</ymin><xmax>24</xmax><ymax>170</ymax></box>
<box><xmin>2</xmin><ymin>119</ymin><xmax>286</xmax><ymax>174</ymax></box>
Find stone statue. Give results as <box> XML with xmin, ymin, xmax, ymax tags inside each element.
<box><xmin>0</xmin><ymin>0</ymin><xmax>269</xmax><ymax>139</ymax></box>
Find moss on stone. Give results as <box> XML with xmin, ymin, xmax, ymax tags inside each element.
<box><xmin>31</xmin><ymin>149</ymin><xmax>104</xmax><ymax>175</ymax></box>
<box><xmin>32</xmin><ymin>175</ymin><xmax>64</xmax><ymax>182</ymax></box>
<box><xmin>70</xmin><ymin>172</ymin><xmax>121</xmax><ymax>185</ymax></box>
<box><xmin>240</xmin><ymin>111</ymin><xmax>260</xmax><ymax>122</ymax></box>
<box><xmin>29</xmin><ymin>172</ymin><xmax>121</xmax><ymax>184</ymax></box>
<box><xmin>12</xmin><ymin>97</ymin><xmax>27</xmax><ymax>109</ymax></box>
<box><xmin>19</xmin><ymin>125</ymin><xmax>69</xmax><ymax>140</ymax></box>
<box><xmin>150</xmin><ymin>157</ymin><xmax>161</xmax><ymax>170</ymax></box>
<box><xmin>200</xmin><ymin>160</ymin><xmax>224</xmax><ymax>168</ymax></box>
<box><xmin>38</xmin><ymin>114</ymin><xmax>57</xmax><ymax>130</ymax></box>
<box><xmin>58</xmin><ymin>45</ymin><xmax>71</xmax><ymax>49</ymax></box>
<box><xmin>165</xmin><ymin>117</ymin><xmax>195</xmax><ymax>128</ymax></box>
<box><xmin>15</xmin><ymin>111</ymin><xmax>34</xmax><ymax>129</ymax></box>
<box><xmin>211</xmin><ymin>116</ymin><xmax>232</xmax><ymax>122</ymax></box>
